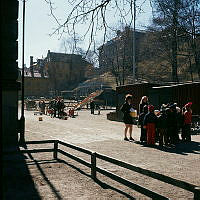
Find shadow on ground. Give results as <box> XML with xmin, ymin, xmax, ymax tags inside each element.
<box><xmin>57</xmin><ymin>158</ymin><xmax>136</xmax><ymax>200</ymax></box>
<box><xmin>2</xmin><ymin>148</ymin><xmax>41</xmax><ymax>200</ymax></box>
<box><xmin>137</xmin><ymin>141</ymin><xmax>200</xmax><ymax>155</ymax></box>
<box><xmin>4</xmin><ymin>140</ymin><xmax>199</xmax><ymax>199</ymax></box>
<box><xmin>3</xmin><ymin>142</ymin><xmax>137</xmax><ymax>200</ymax></box>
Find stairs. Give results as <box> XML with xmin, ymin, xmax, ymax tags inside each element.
<box><xmin>74</xmin><ymin>90</ymin><xmax>103</xmax><ymax>110</ymax></box>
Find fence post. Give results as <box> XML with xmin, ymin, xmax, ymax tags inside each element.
<box><xmin>91</xmin><ymin>152</ymin><xmax>96</xmax><ymax>180</ymax></box>
<box><xmin>194</xmin><ymin>187</ymin><xmax>200</xmax><ymax>200</ymax></box>
<box><xmin>53</xmin><ymin>140</ymin><xmax>58</xmax><ymax>159</ymax></box>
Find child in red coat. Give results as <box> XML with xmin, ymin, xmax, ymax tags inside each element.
<box><xmin>143</xmin><ymin>105</ymin><xmax>157</xmax><ymax>145</ymax></box>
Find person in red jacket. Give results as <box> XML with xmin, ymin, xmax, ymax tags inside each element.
<box><xmin>182</xmin><ymin>102</ymin><xmax>192</xmax><ymax>142</ymax></box>
<box><xmin>143</xmin><ymin>105</ymin><xmax>157</xmax><ymax>146</ymax></box>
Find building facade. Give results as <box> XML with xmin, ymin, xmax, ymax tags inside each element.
<box><xmin>44</xmin><ymin>50</ymin><xmax>91</xmax><ymax>92</ymax></box>
<box><xmin>18</xmin><ymin>51</ymin><xmax>92</xmax><ymax>98</ymax></box>
<box><xmin>98</xmin><ymin>27</ymin><xmax>146</xmax><ymax>76</ymax></box>
<box><xmin>18</xmin><ymin>56</ymin><xmax>50</xmax><ymax>98</ymax></box>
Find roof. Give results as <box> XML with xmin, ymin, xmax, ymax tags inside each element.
<box><xmin>98</xmin><ymin>29</ymin><xmax>146</xmax><ymax>50</ymax></box>
<box><xmin>152</xmin><ymin>82</ymin><xmax>200</xmax><ymax>89</ymax></box>
<box><xmin>19</xmin><ymin>68</ymin><xmax>48</xmax><ymax>78</ymax></box>
<box><xmin>116</xmin><ymin>82</ymin><xmax>158</xmax><ymax>89</ymax></box>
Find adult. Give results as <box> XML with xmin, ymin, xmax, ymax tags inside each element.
<box><xmin>138</xmin><ymin>105</ymin><xmax>148</xmax><ymax>143</ymax></box>
<box><xmin>41</xmin><ymin>100</ymin><xmax>46</xmax><ymax>114</ymax></box>
<box><xmin>182</xmin><ymin>102</ymin><xmax>192</xmax><ymax>142</ymax></box>
<box><xmin>96</xmin><ymin>104</ymin><xmax>101</xmax><ymax>115</ymax></box>
<box><xmin>48</xmin><ymin>100</ymin><xmax>54</xmax><ymax>117</ymax></box>
<box><xmin>38</xmin><ymin>100</ymin><xmax>42</xmax><ymax>112</ymax></box>
<box><xmin>121</xmin><ymin>94</ymin><xmax>135</xmax><ymax>141</ymax></box>
<box><xmin>56</xmin><ymin>97</ymin><xmax>63</xmax><ymax>118</ymax></box>
<box><xmin>167</xmin><ymin>103</ymin><xmax>179</xmax><ymax>144</ymax></box>
<box><xmin>90</xmin><ymin>101</ymin><xmax>95</xmax><ymax>114</ymax></box>
<box><xmin>139</xmin><ymin>96</ymin><xmax>149</xmax><ymax>115</ymax></box>
<box><xmin>53</xmin><ymin>98</ymin><xmax>57</xmax><ymax>118</ymax></box>
<box><xmin>157</xmin><ymin>105</ymin><xmax>168</xmax><ymax>146</ymax></box>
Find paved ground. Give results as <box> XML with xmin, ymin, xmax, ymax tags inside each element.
<box><xmin>15</xmin><ymin>109</ymin><xmax>200</xmax><ymax>199</ymax></box>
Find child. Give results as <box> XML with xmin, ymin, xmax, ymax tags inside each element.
<box><xmin>182</xmin><ymin>102</ymin><xmax>192</xmax><ymax>142</ymax></box>
<box><xmin>157</xmin><ymin>105</ymin><xmax>168</xmax><ymax>146</ymax></box>
<box><xmin>138</xmin><ymin>105</ymin><xmax>148</xmax><ymax>143</ymax></box>
<box><xmin>143</xmin><ymin>105</ymin><xmax>157</xmax><ymax>145</ymax></box>
<box><xmin>96</xmin><ymin>104</ymin><xmax>101</xmax><ymax>115</ymax></box>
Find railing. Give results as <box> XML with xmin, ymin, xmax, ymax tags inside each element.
<box><xmin>4</xmin><ymin>140</ymin><xmax>200</xmax><ymax>199</ymax></box>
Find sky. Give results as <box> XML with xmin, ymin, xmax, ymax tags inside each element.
<box><xmin>18</xmin><ymin>0</ymin><xmax>153</xmax><ymax>68</ymax></box>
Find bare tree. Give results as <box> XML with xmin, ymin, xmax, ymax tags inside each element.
<box><xmin>44</xmin><ymin>0</ymin><xmax>149</xmax><ymax>53</ymax></box>
<box><xmin>150</xmin><ymin>0</ymin><xmax>185</xmax><ymax>83</ymax></box>
<box><xmin>150</xmin><ymin>0</ymin><xmax>200</xmax><ymax>82</ymax></box>
<box><xmin>178</xmin><ymin>0</ymin><xmax>200</xmax><ymax>79</ymax></box>
<box><xmin>99</xmin><ymin>26</ymin><xmax>134</xmax><ymax>86</ymax></box>
<box><xmin>60</xmin><ymin>35</ymin><xmax>82</xmax><ymax>54</ymax></box>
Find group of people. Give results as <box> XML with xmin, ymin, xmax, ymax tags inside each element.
<box><xmin>121</xmin><ymin>95</ymin><xmax>193</xmax><ymax>146</ymax></box>
<box><xmin>48</xmin><ymin>97</ymin><xmax>66</xmax><ymax>118</ymax></box>
<box><xmin>38</xmin><ymin>97</ymin><xmax>67</xmax><ymax>118</ymax></box>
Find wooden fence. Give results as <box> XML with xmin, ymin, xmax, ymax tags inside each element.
<box><xmin>4</xmin><ymin>140</ymin><xmax>200</xmax><ymax>199</ymax></box>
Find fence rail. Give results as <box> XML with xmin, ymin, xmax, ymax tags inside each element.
<box><xmin>96</xmin><ymin>166</ymin><xmax>168</xmax><ymax>200</ymax></box>
<box><xmin>58</xmin><ymin>149</ymin><xmax>91</xmax><ymax>168</ymax></box>
<box><xmin>4</xmin><ymin>139</ymin><xmax>200</xmax><ymax>199</ymax></box>
<box><xmin>95</xmin><ymin>152</ymin><xmax>196</xmax><ymax>193</ymax></box>
<box><xmin>58</xmin><ymin>140</ymin><xmax>92</xmax><ymax>155</ymax></box>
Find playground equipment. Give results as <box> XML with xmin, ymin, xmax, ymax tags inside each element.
<box><xmin>73</xmin><ymin>90</ymin><xmax>103</xmax><ymax>110</ymax></box>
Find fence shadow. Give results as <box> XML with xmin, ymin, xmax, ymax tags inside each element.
<box><xmin>13</xmin><ymin>140</ymin><xmax>199</xmax><ymax>200</ymax></box>
<box><xmin>23</xmin><ymin>144</ymin><xmax>63</xmax><ymax>200</ymax></box>
<box><xmin>56</xmin><ymin>158</ymin><xmax>136</xmax><ymax>199</ymax></box>
<box><xmin>95</xmin><ymin>179</ymin><xmax>136</xmax><ymax>200</ymax></box>
<box><xmin>2</xmin><ymin>148</ymin><xmax>41</xmax><ymax>200</ymax></box>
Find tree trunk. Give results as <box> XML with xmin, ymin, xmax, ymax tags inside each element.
<box><xmin>171</xmin><ymin>0</ymin><xmax>179</xmax><ymax>83</ymax></box>
<box><xmin>171</xmin><ymin>37</ymin><xmax>179</xmax><ymax>83</ymax></box>
<box><xmin>188</xmin><ymin>55</ymin><xmax>194</xmax><ymax>82</ymax></box>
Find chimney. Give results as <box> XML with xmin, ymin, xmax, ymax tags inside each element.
<box><xmin>30</xmin><ymin>56</ymin><xmax>34</xmax><ymax>77</ymax></box>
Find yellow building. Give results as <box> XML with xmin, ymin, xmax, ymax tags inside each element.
<box><xmin>18</xmin><ymin>51</ymin><xmax>92</xmax><ymax>98</ymax></box>
<box><xmin>24</xmin><ymin>76</ymin><xmax>50</xmax><ymax>97</ymax></box>
<box><xmin>18</xmin><ymin>69</ymin><xmax>50</xmax><ymax>97</ymax></box>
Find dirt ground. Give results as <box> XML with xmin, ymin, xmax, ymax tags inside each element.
<box><xmin>4</xmin><ymin>109</ymin><xmax>200</xmax><ymax>199</ymax></box>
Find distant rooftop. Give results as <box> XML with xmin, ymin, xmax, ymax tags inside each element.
<box><xmin>18</xmin><ymin>68</ymin><xmax>48</xmax><ymax>78</ymax></box>
<box><xmin>47</xmin><ymin>50</ymin><xmax>91</xmax><ymax>66</ymax></box>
